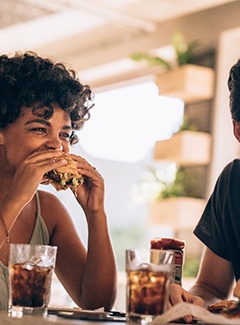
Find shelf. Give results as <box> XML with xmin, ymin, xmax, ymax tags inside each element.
<box><xmin>155</xmin><ymin>64</ymin><xmax>214</xmax><ymax>103</ymax></box>
<box><xmin>153</xmin><ymin>130</ymin><xmax>212</xmax><ymax>166</ymax></box>
<box><xmin>148</xmin><ymin>197</ymin><xmax>206</xmax><ymax>230</ymax></box>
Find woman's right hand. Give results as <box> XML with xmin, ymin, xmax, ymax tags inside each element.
<box><xmin>9</xmin><ymin>150</ymin><xmax>67</xmax><ymax>204</ymax></box>
<box><xmin>169</xmin><ymin>283</ymin><xmax>204</xmax><ymax>323</ymax></box>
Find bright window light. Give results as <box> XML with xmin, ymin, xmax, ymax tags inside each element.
<box><xmin>78</xmin><ymin>81</ymin><xmax>184</xmax><ymax>162</ymax></box>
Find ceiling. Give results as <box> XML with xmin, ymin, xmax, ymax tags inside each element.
<box><xmin>0</xmin><ymin>0</ymin><xmax>237</xmax><ymax>88</ymax></box>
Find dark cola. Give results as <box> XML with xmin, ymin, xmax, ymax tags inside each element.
<box><xmin>9</xmin><ymin>263</ymin><xmax>53</xmax><ymax>308</ymax></box>
<box><xmin>126</xmin><ymin>269</ymin><xmax>170</xmax><ymax>316</ymax></box>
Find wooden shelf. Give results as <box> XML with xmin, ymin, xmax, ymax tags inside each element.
<box><xmin>153</xmin><ymin>130</ymin><xmax>212</xmax><ymax>166</ymax></box>
<box><xmin>155</xmin><ymin>64</ymin><xmax>214</xmax><ymax>103</ymax></box>
<box><xmin>148</xmin><ymin>197</ymin><xmax>206</xmax><ymax>230</ymax></box>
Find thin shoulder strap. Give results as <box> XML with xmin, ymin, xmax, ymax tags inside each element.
<box><xmin>29</xmin><ymin>191</ymin><xmax>50</xmax><ymax>245</ymax></box>
<box><xmin>35</xmin><ymin>191</ymin><xmax>41</xmax><ymax>217</ymax></box>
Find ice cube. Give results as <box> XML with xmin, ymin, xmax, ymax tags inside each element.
<box><xmin>33</xmin><ymin>255</ymin><xmax>52</xmax><ymax>267</ymax></box>
<box><xmin>29</xmin><ymin>255</ymin><xmax>51</xmax><ymax>267</ymax></box>
<box><xmin>138</xmin><ymin>263</ymin><xmax>153</xmax><ymax>271</ymax></box>
<box><xmin>29</xmin><ymin>255</ymin><xmax>42</xmax><ymax>265</ymax></box>
<box><xmin>22</xmin><ymin>262</ymin><xmax>33</xmax><ymax>271</ymax></box>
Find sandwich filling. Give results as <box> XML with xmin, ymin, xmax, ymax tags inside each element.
<box><xmin>45</xmin><ymin>152</ymin><xmax>84</xmax><ymax>193</ymax></box>
<box><xmin>47</xmin><ymin>169</ymin><xmax>84</xmax><ymax>188</ymax></box>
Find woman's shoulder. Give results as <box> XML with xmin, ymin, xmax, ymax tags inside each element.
<box><xmin>37</xmin><ymin>189</ymin><xmax>71</xmax><ymax>233</ymax></box>
<box><xmin>37</xmin><ymin>189</ymin><xmax>60</xmax><ymax>202</ymax></box>
<box><xmin>37</xmin><ymin>189</ymin><xmax>68</xmax><ymax>215</ymax></box>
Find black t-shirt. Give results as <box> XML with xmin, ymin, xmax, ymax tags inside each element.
<box><xmin>194</xmin><ymin>159</ymin><xmax>240</xmax><ymax>280</ymax></box>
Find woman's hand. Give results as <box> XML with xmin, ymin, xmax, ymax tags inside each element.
<box><xmin>10</xmin><ymin>150</ymin><xmax>67</xmax><ymax>204</ymax></box>
<box><xmin>169</xmin><ymin>283</ymin><xmax>204</xmax><ymax>323</ymax></box>
<box><xmin>70</xmin><ymin>154</ymin><xmax>104</xmax><ymax>212</ymax></box>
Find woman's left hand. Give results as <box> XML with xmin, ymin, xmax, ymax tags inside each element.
<box><xmin>70</xmin><ymin>154</ymin><xmax>104</xmax><ymax>212</ymax></box>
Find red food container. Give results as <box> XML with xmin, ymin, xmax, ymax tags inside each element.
<box><xmin>150</xmin><ymin>237</ymin><xmax>186</xmax><ymax>285</ymax></box>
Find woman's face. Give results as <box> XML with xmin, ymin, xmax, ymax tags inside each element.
<box><xmin>0</xmin><ymin>103</ymin><xmax>72</xmax><ymax>168</ymax></box>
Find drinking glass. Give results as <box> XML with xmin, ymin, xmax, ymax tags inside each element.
<box><xmin>126</xmin><ymin>248</ymin><xmax>174</xmax><ymax>323</ymax></box>
<box><xmin>8</xmin><ymin>244</ymin><xmax>57</xmax><ymax>317</ymax></box>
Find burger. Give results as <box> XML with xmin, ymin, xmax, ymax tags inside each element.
<box><xmin>46</xmin><ymin>152</ymin><xmax>84</xmax><ymax>192</ymax></box>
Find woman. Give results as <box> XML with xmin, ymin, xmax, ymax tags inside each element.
<box><xmin>0</xmin><ymin>51</ymin><xmax>117</xmax><ymax>311</ymax></box>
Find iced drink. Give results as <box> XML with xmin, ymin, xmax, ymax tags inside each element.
<box><xmin>126</xmin><ymin>249</ymin><xmax>174</xmax><ymax>323</ymax></box>
<box><xmin>8</xmin><ymin>244</ymin><xmax>57</xmax><ymax>317</ymax></box>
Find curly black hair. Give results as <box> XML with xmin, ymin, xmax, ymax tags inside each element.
<box><xmin>0</xmin><ymin>51</ymin><xmax>94</xmax><ymax>144</ymax></box>
<box><xmin>228</xmin><ymin>58</ymin><xmax>240</xmax><ymax>122</ymax></box>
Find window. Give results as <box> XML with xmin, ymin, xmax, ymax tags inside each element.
<box><xmin>78</xmin><ymin>81</ymin><xmax>184</xmax><ymax>163</ymax></box>
<box><xmin>75</xmin><ymin>81</ymin><xmax>184</xmax><ymax>270</ymax></box>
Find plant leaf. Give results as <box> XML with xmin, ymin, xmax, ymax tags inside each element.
<box><xmin>171</xmin><ymin>32</ymin><xmax>200</xmax><ymax>66</ymax></box>
<box><xmin>130</xmin><ymin>53</ymin><xmax>172</xmax><ymax>70</ymax></box>
<box><xmin>130</xmin><ymin>32</ymin><xmax>200</xmax><ymax>69</ymax></box>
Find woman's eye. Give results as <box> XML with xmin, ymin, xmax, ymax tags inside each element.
<box><xmin>31</xmin><ymin>127</ymin><xmax>47</xmax><ymax>133</ymax></box>
<box><xmin>60</xmin><ymin>133</ymin><xmax>71</xmax><ymax>140</ymax></box>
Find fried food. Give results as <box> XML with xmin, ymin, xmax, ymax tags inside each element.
<box><xmin>207</xmin><ymin>280</ymin><xmax>240</xmax><ymax>318</ymax></box>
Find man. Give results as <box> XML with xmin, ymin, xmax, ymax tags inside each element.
<box><xmin>169</xmin><ymin>58</ymin><xmax>240</xmax><ymax>323</ymax></box>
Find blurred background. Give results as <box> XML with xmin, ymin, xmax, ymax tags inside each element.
<box><xmin>2</xmin><ymin>0</ymin><xmax>240</xmax><ymax>310</ymax></box>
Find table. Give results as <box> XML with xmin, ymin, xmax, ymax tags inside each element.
<box><xmin>0</xmin><ymin>313</ymin><xmax>114</xmax><ymax>325</ymax></box>
<box><xmin>0</xmin><ymin>312</ymin><xmax>182</xmax><ymax>325</ymax></box>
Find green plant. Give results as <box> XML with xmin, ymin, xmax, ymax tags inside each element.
<box><xmin>131</xmin><ymin>118</ymin><xmax>200</xmax><ymax>206</ymax></box>
<box><xmin>130</xmin><ymin>53</ymin><xmax>172</xmax><ymax>70</ymax></box>
<box><xmin>130</xmin><ymin>32</ymin><xmax>199</xmax><ymax>70</ymax></box>
<box><xmin>131</xmin><ymin>164</ymin><xmax>188</xmax><ymax>206</ymax></box>
<box><xmin>172</xmin><ymin>32</ymin><xmax>199</xmax><ymax>66</ymax></box>
<box><xmin>178</xmin><ymin>117</ymin><xmax>197</xmax><ymax>132</ymax></box>
<box><xmin>156</xmin><ymin>168</ymin><xmax>186</xmax><ymax>200</ymax></box>
<box><xmin>183</xmin><ymin>257</ymin><xmax>200</xmax><ymax>278</ymax></box>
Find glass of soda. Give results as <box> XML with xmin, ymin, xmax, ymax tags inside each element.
<box><xmin>8</xmin><ymin>244</ymin><xmax>57</xmax><ymax>318</ymax></box>
<box><xmin>126</xmin><ymin>248</ymin><xmax>174</xmax><ymax>323</ymax></box>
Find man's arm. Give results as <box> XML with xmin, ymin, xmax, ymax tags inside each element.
<box><xmin>189</xmin><ymin>247</ymin><xmax>235</xmax><ymax>306</ymax></box>
<box><xmin>169</xmin><ymin>247</ymin><xmax>235</xmax><ymax>323</ymax></box>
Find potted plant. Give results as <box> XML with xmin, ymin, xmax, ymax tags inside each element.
<box><xmin>130</xmin><ymin>32</ymin><xmax>200</xmax><ymax>70</ymax></box>
<box><xmin>153</xmin><ymin>118</ymin><xmax>212</xmax><ymax>166</ymax></box>
<box><xmin>131</xmin><ymin>163</ymin><xmax>206</xmax><ymax>231</ymax></box>
<box><xmin>130</xmin><ymin>32</ymin><xmax>214</xmax><ymax>103</ymax></box>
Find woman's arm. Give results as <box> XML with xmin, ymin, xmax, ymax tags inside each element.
<box><xmin>41</xmin><ymin>192</ymin><xmax>117</xmax><ymax>311</ymax></box>
<box><xmin>37</xmin><ymin>151</ymin><xmax>117</xmax><ymax>310</ymax></box>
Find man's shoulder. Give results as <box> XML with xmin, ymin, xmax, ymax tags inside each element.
<box><xmin>220</xmin><ymin>159</ymin><xmax>240</xmax><ymax>176</ymax></box>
